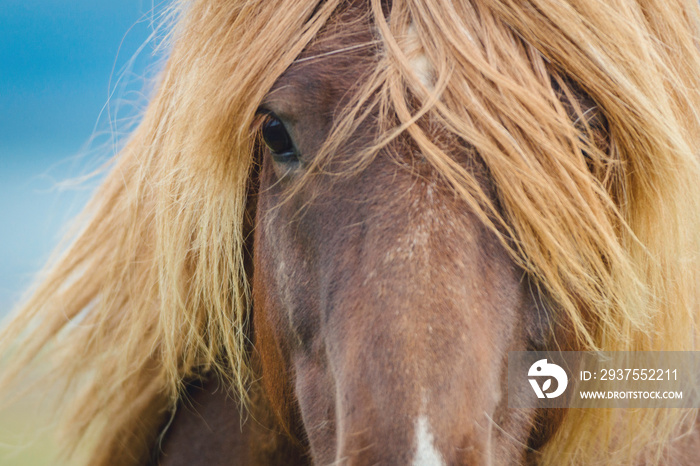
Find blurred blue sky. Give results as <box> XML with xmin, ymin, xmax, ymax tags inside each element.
<box><xmin>0</xmin><ymin>0</ymin><xmax>169</xmax><ymax>316</ymax></box>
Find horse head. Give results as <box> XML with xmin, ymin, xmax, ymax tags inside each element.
<box><xmin>2</xmin><ymin>1</ymin><xmax>700</xmax><ymax>465</ymax></box>
<box><xmin>250</xmin><ymin>6</ymin><xmax>562</xmax><ymax>463</ymax></box>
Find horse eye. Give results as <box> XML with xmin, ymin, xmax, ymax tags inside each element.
<box><xmin>261</xmin><ymin>115</ymin><xmax>297</xmax><ymax>162</ymax></box>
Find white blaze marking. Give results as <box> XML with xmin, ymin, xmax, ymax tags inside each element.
<box><xmin>412</xmin><ymin>415</ymin><xmax>445</xmax><ymax>466</ymax></box>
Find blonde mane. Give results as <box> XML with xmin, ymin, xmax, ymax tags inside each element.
<box><xmin>2</xmin><ymin>0</ymin><xmax>700</xmax><ymax>464</ymax></box>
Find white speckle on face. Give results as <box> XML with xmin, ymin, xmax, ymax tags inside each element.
<box><xmin>410</xmin><ymin>53</ymin><xmax>434</xmax><ymax>90</ymax></box>
<box><xmin>406</xmin><ymin>24</ymin><xmax>434</xmax><ymax>91</ymax></box>
<box><xmin>412</xmin><ymin>415</ymin><xmax>445</xmax><ymax>466</ymax></box>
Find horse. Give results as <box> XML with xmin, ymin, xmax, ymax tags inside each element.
<box><xmin>2</xmin><ymin>0</ymin><xmax>700</xmax><ymax>464</ymax></box>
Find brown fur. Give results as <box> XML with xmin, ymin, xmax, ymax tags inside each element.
<box><xmin>159</xmin><ymin>6</ymin><xmax>692</xmax><ymax>463</ymax></box>
<box><xmin>2</xmin><ymin>0</ymin><xmax>700</xmax><ymax>464</ymax></box>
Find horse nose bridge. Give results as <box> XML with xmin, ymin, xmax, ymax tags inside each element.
<box><xmin>319</xmin><ymin>187</ymin><xmax>519</xmax><ymax>464</ymax></box>
<box><xmin>327</xmin><ymin>313</ymin><xmax>500</xmax><ymax>465</ymax></box>
<box><xmin>331</xmin><ymin>382</ymin><xmax>493</xmax><ymax>465</ymax></box>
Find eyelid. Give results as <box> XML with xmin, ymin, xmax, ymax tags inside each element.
<box><xmin>256</xmin><ymin>105</ymin><xmax>297</xmax><ymax>126</ymax></box>
<box><xmin>255</xmin><ymin>108</ymin><xmax>291</xmax><ymax>132</ymax></box>
<box><xmin>255</xmin><ymin>106</ymin><xmax>273</xmax><ymax>117</ymax></box>
<box><xmin>255</xmin><ymin>107</ymin><xmax>276</xmax><ymax>129</ymax></box>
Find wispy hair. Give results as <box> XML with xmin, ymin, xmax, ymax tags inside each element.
<box><xmin>1</xmin><ymin>0</ymin><xmax>699</xmax><ymax>464</ymax></box>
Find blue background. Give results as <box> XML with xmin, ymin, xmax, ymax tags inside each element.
<box><xmin>0</xmin><ymin>1</ymin><xmax>169</xmax><ymax>316</ymax></box>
